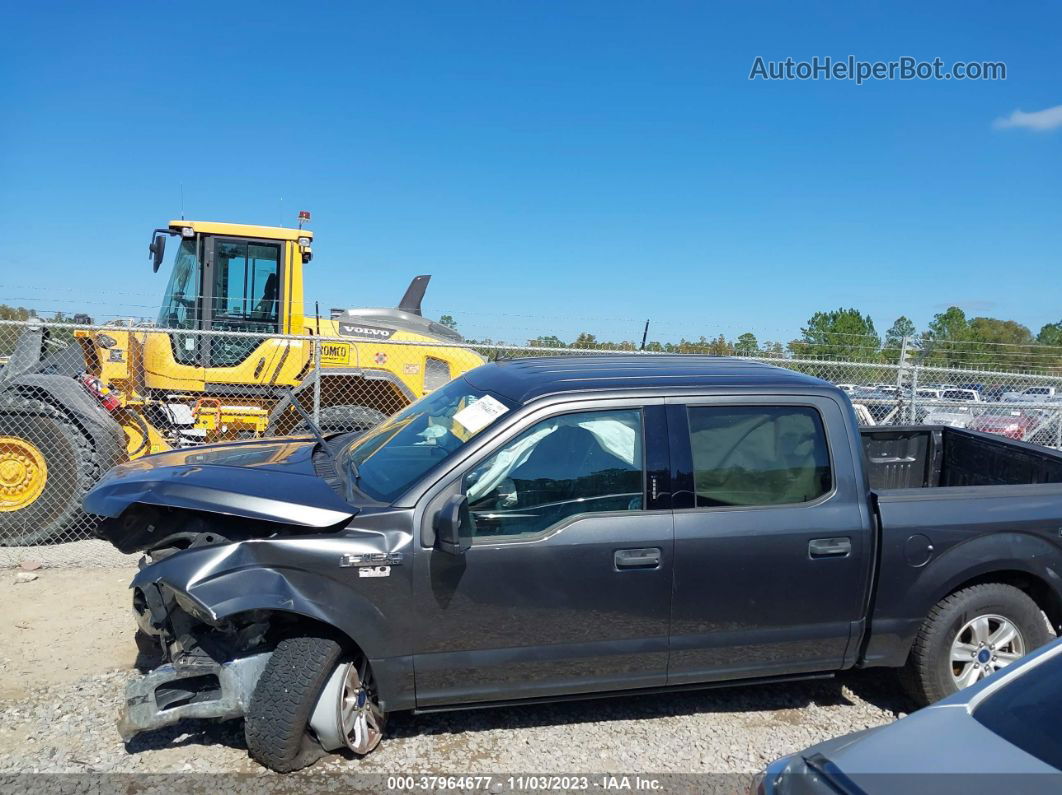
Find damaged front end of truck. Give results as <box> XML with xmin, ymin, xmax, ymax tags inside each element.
<box><xmin>84</xmin><ymin>437</ymin><xmax>414</xmax><ymax>750</ymax></box>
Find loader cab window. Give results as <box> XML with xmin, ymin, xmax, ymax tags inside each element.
<box><xmin>210</xmin><ymin>241</ymin><xmax>281</xmax><ymax>332</ymax></box>
<box><xmin>158</xmin><ymin>239</ymin><xmax>201</xmax><ymax>330</ymax></box>
<box><xmin>207</xmin><ymin>239</ymin><xmax>282</xmax><ymax>368</ymax></box>
<box><xmin>158</xmin><ymin>238</ymin><xmax>203</xmax><ymax>366</ymax></box>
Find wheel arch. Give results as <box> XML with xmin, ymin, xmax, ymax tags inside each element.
<box><xmin>915</xmin><ymin>532</ymin><xmax>1062</xmax><ymax>628</ymax></box>
<box><xmin>938</xmin><ymin>568</ymin><xmax>1062</xmax><ymax>633</ymax></box>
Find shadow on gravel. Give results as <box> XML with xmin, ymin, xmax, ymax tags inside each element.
<box><xmin>384</xmin><ymin>670</ymin><xmax>915</xmax><ymax>741</ymax></box>
<box><xmin>124</xmin><ymin>717</ymin><xmax>247</xmax><ymax>755</ymax></box>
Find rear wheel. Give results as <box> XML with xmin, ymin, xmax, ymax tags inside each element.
<box><xmin>0</xmin><ymin>396</ymin><xmax>97</xmax><ymax>545</ymax></box>
<box><xmin>901</xmin><ymin>583</ymin><xmax>1051</xmax><ymax>705</ymax></box>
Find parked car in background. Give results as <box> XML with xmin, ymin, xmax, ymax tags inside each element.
<box><xmin>941</xmin><ymin>389</ymin><xmax>982</xmax><ymax>403</ymax></box>
<box><xmin>754</xmin><ymin>637</ymin><xmax>1062</xmax><ymax>794</ymax></box>
<box><xmin>983</xmin><ymin>383</ymin><xmax>1008</xmax><ymax>402</ymax></box>
<box><xmin>920</xmin><ymin>389</ymin><xmax>983</xmax><ymax>428</ymax></box>
<box><xmin>1004</xmin><ymin>385</ymin><xmax>1057</xmax><ymax>403</ymax></box>
<box><xmin>835</xmin><ymin>383</ymin><xmax>858</xmax><ymax>394</ymax></box>
<box><xmin>970</xmin><ymin>409</ymin><xmax>1039</xmax><ymax>441</ymax></box>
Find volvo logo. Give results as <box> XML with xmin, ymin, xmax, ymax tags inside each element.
<box><xmin>338</xmin><ymin>323</ymin><xmax>395</xmax><ymax>340</ymax></box>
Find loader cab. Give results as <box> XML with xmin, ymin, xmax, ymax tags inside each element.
<box><xmin>151</xmin><ymin>221</ymin><xmax>312</xmax><ymax>369</ymax></box>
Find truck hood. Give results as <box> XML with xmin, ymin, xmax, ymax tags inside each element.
<box><xmin>84</xmin><ymin>437</ymin><xmax>359</xmax><ymax>551</ymax></box>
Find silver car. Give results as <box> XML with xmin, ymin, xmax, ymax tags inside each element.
<box><xmin>755</xmin><ymin>637</ymin><xmax>1062</xmax><ymax>794</ymax></box>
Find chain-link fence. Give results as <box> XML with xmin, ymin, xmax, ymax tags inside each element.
<box><xmin>2</xmin><ymin>318</ymin><xmax>1061</xmax><ymax>565</ymax></box>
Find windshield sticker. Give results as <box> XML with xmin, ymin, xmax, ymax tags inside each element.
<box><xmin>453</xmin><ymin>394</ymin><xmax>509</xmax><ymax>435</ymax></box>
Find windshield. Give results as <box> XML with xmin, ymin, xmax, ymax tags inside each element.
<box><xmin>338</xmin><ymin>378</ymin><xmax>514</xmax><ymax>503</ymax></box>
<box><xmin>158</xmin><ymin>238</ymin><xmax>201</xmax><ymax>329</ymax></box>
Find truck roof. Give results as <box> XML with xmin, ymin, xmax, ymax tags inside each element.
<box><xmin>464</xmin><ymin>355</ymin><xmax>836</xmax><ymax>404</ymax></box>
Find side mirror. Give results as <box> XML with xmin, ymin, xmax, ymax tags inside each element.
<box><xmin>434</xmin><ymin>494</ymin><xmax>472</xmax><ymax>556</ymax></box>
<box><xmin>149</xmin><ymin>234</ymin><xmax>167</xmax><ymax>272</ymax></box>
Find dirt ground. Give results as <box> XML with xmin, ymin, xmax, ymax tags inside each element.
<box><xmin>0</xmin><ymin>567</ymin><xmax>139</xmax><ymax>700</ymax></box>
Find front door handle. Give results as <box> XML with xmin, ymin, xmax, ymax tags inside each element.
<box><xmin>614</xmin><ymin>547</ymin><xmax>661</xmax><ymax>570</ymax></box>
<box><xmin>809</xmin><ymin>537</ymin><xmax>852</xmax><ymax>558</ymax></box>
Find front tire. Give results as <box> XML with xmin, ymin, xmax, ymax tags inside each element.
<box><xmin>245</xmin><ymin>635</ymin><xmax>386</xmax><ymax>773</ymax></box>
<box><xmin>901</xmin><ymin>583</ymin><xmax>1051</xmax><ymax>705</ymax></box>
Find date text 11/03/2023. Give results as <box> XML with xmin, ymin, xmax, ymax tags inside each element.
<box><xmin>386</xmin><ymin>775</ymin><xmax>665</xmax><ymax>791</ymax></box>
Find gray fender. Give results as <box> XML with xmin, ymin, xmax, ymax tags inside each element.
<box><xmin>131</xmin><ymin>535</ymin><xmax>415</xmax><ymax>707</ymax></box>
<box><xmin>866</xmin><ymin>531</ymin><xmax>1062</xmax><ymax>668</ymax></box>
<box><xmin>918</xmin><ymin>531</ymin><xmax>1062</xmax><ymax>616</ymax></box>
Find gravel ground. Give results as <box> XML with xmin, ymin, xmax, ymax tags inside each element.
<box><xmin>0</xmin><ymin>652</ymin><xmax>908</xmax><ymax>779</ymax></box>
<box><xmin>0</xmin><ymin>568</ymin><xmax>909</xmax><ymax>788</ymax></box>
<box><xmin>0</xmin><ymin>538</ymin><xmax>134</xmax><ymax>569</ymax></box>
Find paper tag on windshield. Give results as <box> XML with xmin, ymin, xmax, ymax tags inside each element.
<box><xmin>453</xmin><ymin>394</ymin><xmax>508</xmax><ymax>435</ymax></box>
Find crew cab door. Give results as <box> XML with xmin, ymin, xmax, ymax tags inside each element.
<box><xmin>665</xmin><ymin>394</ymin><xmax>873</xmax><ymax>684</ymax></box>
<box><xmin>412</xmin><ymin>400</ymin><xmax>673</xmax><ymax>707</ymax></box>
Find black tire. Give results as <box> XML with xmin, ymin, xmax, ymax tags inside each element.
<box><xmin>900</xmin><ymin>583</ymin><xmax>1051</xmax><ymax>706</ymax></box>
<box><xmin>298</xmin><ymin>405</ymin><xmax>387</xmax><ymax>435</ymax></box>
<box><xmin>245</xmin><ymin>635</ymin><xmax>342</xmax><ymax>773</ymax></box>
<box><xmin>0</xmin><ymin>395</ymin><xmax>98</xmax><ymax>546</ymax></box>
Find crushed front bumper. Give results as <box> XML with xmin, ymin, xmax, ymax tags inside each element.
<box><xmin>118</xmin><ymin>652</ymin><xmax>272</xmax><ymax>741</ymax></box>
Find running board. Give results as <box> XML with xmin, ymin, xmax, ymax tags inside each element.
<box><xmin>412</xmin><ymin>671</ymin><xmax>836</xmax><ymax>714</ymax></box>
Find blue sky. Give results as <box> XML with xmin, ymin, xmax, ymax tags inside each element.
<box><xmin>1</xmin><ymin>1</ymin><xmax>1059</xmax><ymax>345</ymax></box>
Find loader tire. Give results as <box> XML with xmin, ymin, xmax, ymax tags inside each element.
<box><xmin>245</xmin><ymin>635</ymin><xmax>341</xmax><ymax>773</ymax></box>
<box><xmin>298</xmin><ymin>405</ymin><xmax>387</xmax><ymax>436</ymax></box>
<box><xmin>0</xmin><ymin>396</ymin><xmax>98</xmax><ymax>545</ymax></box>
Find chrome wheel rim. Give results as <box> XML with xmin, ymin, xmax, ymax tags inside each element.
<box><xmin>950</xmin><ymin>614</ymin><xmax>1025</xmax><ymax>688</ymax></box>
<box><xmin>338</xmin><ymin>660</ymin><xmax>384</xmax><ymax>755</ymax></box>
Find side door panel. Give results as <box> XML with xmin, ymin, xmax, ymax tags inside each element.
<box><xmin>666</xmin><ymin>395</ymin><xmax>873</xmax><ymax>685</ymax></box>
<box><xmin>412</xmin><ymin>402</ymin><xmax>674</xmax><ymax>707</ymax></box>
<box><xmin>413</xmin><ymin>511</ymin><xmax>673</xmax><ymax>705</ymax></box>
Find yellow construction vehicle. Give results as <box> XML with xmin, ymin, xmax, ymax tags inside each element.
<box><xmin>0</xmin><ymin>218</ymin><xmax>483</xmax><ymax>544</ymax></box>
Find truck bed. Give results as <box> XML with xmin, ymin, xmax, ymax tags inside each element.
<box><xmin>861</xmin><ymin>425</ymin><xmax>1062</xmax><ymax>491</ymax></box>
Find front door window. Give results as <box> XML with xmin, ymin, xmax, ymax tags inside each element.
<box><xmin>464</xmin><ymin>408</ymin><xmax>645</xmax><ymax>540</ymax></box>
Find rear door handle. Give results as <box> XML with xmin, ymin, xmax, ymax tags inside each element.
<box><xmin>809</xmin><ymin>537</ymin><xmax>852</xmax><ymax>558</ymax></box>
<box><xmin>614</xmin><ymin>547</ymin><xmax>661</xmax><ymax>570</ymax></box>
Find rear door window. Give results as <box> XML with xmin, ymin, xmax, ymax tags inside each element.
<box><xmin>686</xmin><ymin>405</ymin><xmax>832</xmax><ymax>507</ymax></box>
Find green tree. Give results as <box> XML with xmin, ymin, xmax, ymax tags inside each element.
<box><xmin>734</xmin><ymin>332</ymin><xmax>758</xmax><ymax>356</ymax></box>
<box><xmin>438</xmin><ymin>314</ymin><xmax>457</xmax><ymax>330</ymax></box>
<box><xmin>799</xmin><ymin>308</ymin><xmax>880</xmax><ymax>360</ymax></box>
<box><xmin>571</xmin><ymin>332</ymin><xmax>598</xmax><ymax>349</ymax></box>
<box><xmin>920</xmin><ymin>306</ymin><xmax>970</xmax><ymax>367</ymax></box>
<box><xmin>882</xmin><ymin>316</ymin><xmax>916</xmax><ymax>363</ymax></box>
<box><xmin>884</xmin><ymin>316</ymin><xmax>916</xmax><ymax>347</ymax></box>
<box><xmin>1038</xmin><ymin>321</ymin><xmax>1062</xmax><ymax>347</ymax></box>
<box><xmin>527</xmin><ymin>335</ymin><xmax>566</xmax><ymax>348</ymax></box>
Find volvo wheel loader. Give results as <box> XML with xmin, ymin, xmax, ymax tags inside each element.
<box><xmin>0</xmin><ymin>219</ymin><xmax>483</xmax><ymax>544</ymax></box>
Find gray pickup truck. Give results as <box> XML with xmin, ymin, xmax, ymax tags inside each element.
<box><xmin>86</xmin><ymin>355</ymin><xmax>1062</xmax><ymax>772</ymax></box>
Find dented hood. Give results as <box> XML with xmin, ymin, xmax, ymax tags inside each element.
<box><xmin>84</xmin><ymin>436</ymin><xmax>358</xmax><ymax>529</ymax></box>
